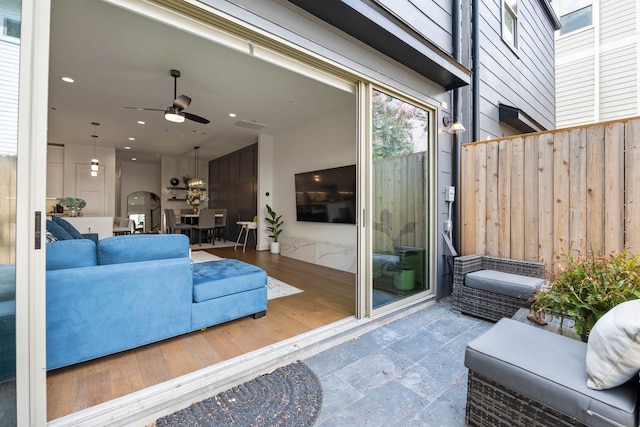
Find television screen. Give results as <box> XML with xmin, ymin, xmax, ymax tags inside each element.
<box><xmin>295</xmin><ymin>165</ymin><xmax>356</xmax><ymax>224</ymax></box>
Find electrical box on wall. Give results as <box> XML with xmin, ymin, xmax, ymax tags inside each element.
<box><xmin>445</xmin><ymin>186</ymin><xmax>455</xmax><ymax>202</ymax></box>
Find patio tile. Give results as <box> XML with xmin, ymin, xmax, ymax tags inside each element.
<box><xmin>314</xmin><ymin>373</ymin><xmax>364</xmax><ymax>425</ymax></box>
<box><xmin>305</xmin><ymin>300</ymin><xmax>494</xmax><ymax>426</ymax></box>
<box><xmin>332</xmin><ymin>348</ymin><xmax>414</xmax><ymax>394</ymax></box>
<box><xmin>339</xmin><ymin>325</ymin><xmax>403</xmax><ymax>358</ymax></box>
<box><xmin>320</xmin><ymin>380</ymin><xmax>426</xmax><ymax>427</ymax></box>
<box><xmin>305</xmin><ymin>345</ymin><xmax>360</xmax><ymax>378</ymax></box>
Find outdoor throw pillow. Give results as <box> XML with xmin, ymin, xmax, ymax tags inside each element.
<box><xmin>46</xmin><ymin>219</ymin><xmax>74</xmax><ymax>241</ymax></box>
<box><xmin>52</xmin><ymin>216</ymin><xmax>84</xmax><ymax>239</ymax></box>
<box><xmin>586</xmin><ymin>299</ymin><xmax>640</xmax><ymax>390</ymax></box>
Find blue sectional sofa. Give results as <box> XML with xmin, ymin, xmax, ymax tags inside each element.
<box><xmin>46</xmin><ymin>234</ymin><xmax>267</xmax><ymax>370</ymax></box>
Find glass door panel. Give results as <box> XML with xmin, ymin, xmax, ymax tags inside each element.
<box><xmin>371</xmin><ymin>89</ymin><xmax>430</xmax><ymax>308</ymax></box>
<box><xmin>0</xmin><ymin>0</ymin><xmax>21</xmax><ymax>423</ymax></box>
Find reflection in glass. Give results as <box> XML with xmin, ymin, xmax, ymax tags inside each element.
<box><xmin>371</xmin><ymin>89</ymin><xmax>430</xmax><ymax>308</ymax></box>
<box><xmin>0</xmin><ymin>0</ymin><xmax>20</xmax><ymax>422</ymax></box>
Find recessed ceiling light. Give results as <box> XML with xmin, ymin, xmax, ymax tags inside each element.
<box><xmin>137</xmin><ymin>120</ymin><xmax>145</xmax><ymax>125</ymax></box>
<box><xmin>229</xmin><ymin>113</ymin><xmax>237</xmax><ymax>117</ymax></box>
<box><xmin>61</xmin><ymin>77</ymin><xmax>74</xmax><ymax>83</ymax></box>
<box><xmin>124</xmin><ymin>146</ymin><xmax>131</xmax><ymax>150</ymax></box>
<box><xmin>131</xmin><ymin>157</ymin><xmax>137</xmax><ymax>161</ymax></box>
<box><xmin>128</xmin><ymin>137</ymin><xmax>135</xmax><ymax>141</ymax></box>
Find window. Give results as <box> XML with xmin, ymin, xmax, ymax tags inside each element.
<box><xmin>559</xmin><ymin>3</ymin><xmax>592</xmax><ymax>35</ymax></box>
<box><xmin>502</xmin><ymin>0</ymin><xmax>518</xmax><ymax>49</ymax></box>
<box><xmin>3</xmin><ymin>17</ymin><xmax>20</xmax><ymax>39</ymax></box>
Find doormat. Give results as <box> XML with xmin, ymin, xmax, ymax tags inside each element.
<box><xmin>190</xmin><ymin>252</ymin><xmax>303</xmax><ymax>300</ymax></box>
<box><xmin>154</xmin><ymin>361</ymin><xmax>322</xmax><ymax>427</ymax></box>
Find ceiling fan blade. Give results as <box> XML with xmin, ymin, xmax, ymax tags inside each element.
<box><xmin>124</xmin><ymin>106</ymin><xmax>164</xmax><ymax>112</ymax></box>
<box><xmin>173</xmin><ymin>95</ymin><xmax>191</xmax><ymax>111</ymax></box>
<box><xmin>184</xmin><ymin>112</ymin><xmax>210</xmax><ymax>124</ymax></box>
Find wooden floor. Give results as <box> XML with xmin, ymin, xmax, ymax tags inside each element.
<box><xmin>46</xmin><ymin>247</ymin><xmax>356</xmax><ymax>421</ymax></box>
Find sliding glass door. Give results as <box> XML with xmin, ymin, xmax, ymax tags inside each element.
<box><xmin>0</xmin><ymin>0</ymin><xmax>21</xmax><ymax>423</ymax></box>
<box><xmin>370</xmin><ymin>89</ymin><xmax>432</xmax><ymax>309</ymax></box>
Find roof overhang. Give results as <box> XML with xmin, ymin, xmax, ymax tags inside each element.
<box><xmin>537</xmin><ymin>0</ymin><xmax>562</xmax><ymax>31</ymax></box>
<box><xmin>288</xmin><ymin>0</ymin><xmax>471</xmax><ymax>90</ymax></box>
<box><xmin>499</xmin><ymin>104</ymin><xmax>547</xmax><ymax>134</ymax></box>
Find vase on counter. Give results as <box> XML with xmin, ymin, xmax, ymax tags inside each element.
<box><xmin>191</xmin><ymin>206</ymin><xmax>198</xmax><ymax>215</ymax></box>
<box><xmin>68</xmin><ymin>206</ymin><xmax>79</xmax><ymax>217</ymax></box>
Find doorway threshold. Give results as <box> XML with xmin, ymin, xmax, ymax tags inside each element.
<box><xmin>48</xmin><ymin>295</ymin><xmax>436</xmax><ymax>426</ymax></box>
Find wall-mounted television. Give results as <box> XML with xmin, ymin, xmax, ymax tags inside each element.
<box><xmin>295</xmin><ymin>165</ymin><xmax>356</xmax><ymax>224</ymax></box>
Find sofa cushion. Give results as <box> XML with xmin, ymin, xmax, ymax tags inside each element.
<box><xmin>465</xmin><ymin>318</ymin><xmax>638</xmax><ymax>427</ymax></box>
<box><xmin>465</xmin><ymin>269</ymin><xmax>543</xmax><ymax>299</ymax></box>
<box><xmin>192</xmin><ymin>259</ymin><xmax>267</xmax><ymax>302</ymax></box>
<box><xmin>97</xmin><ymin>234</ymin><xmax>189</xmax><ymax>265</ymax></box>
<box><xmin>46</xmin><ymin>219</ymin><xmax>74</xmax><ymax>241</ymax></box>
<box><xmin>52</xmin><ymin>216</ymin><xmax>84</xmax><ymax>239</ymax></box>
<box><xmin>586</xmin><ymin>299</ymin><xmax>640</xmax><ymax>390</ymax></box>
<box><xmin>46</xmin><ymin>239</ymin><xmax>97</xmax><ymax>270</ymax></box>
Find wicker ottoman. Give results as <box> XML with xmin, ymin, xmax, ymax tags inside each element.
<box><xmin>464</xmin><ymin>318</ymin><xmax>638</xmax><ymax>427</ymax></box>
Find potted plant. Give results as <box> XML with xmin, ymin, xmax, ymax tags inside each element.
<box><xmin>530</xmin><ymin>250</ymin><xmax>640</xmax><ymax>340</ymax></box>
<box><xmin>265</xmin><ymin>204</ymin><xmax>283</xmax><ymax>254</ymax></box>
<box><xmin>59</xmin><ymin>197</ymin><xmax>86</xmax><ymax>217</ymax></box>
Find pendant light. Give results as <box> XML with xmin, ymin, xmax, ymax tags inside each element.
<box><xmin>90</xmin><ymin>122</ymin><xmax>100</xmax><ymax>177</ymax></box>
<box><xmin>188</xmin><ymin>146</ymin><xmax>206</xmax><ymax>188</ymax></box>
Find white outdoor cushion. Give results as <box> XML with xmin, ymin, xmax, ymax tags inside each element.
<box><xmin>586</xmin><ymin>299</ymin><xmax>640</xmax><ymax>390</ymax></box>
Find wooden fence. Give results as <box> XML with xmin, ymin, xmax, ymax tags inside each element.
<box><xmin>373</xmin><ymin>152</ymin><xmax>426</xmax><ymax>252</ymax></box>
<box><xmin>461</xmin><ymin>117</ymin><xmax>640</xmax><ymax>273</ymax></box>
<box><xmin>0</xmin><ymin>155</ymin><xmax>16</xmax><ymax>263</ymax></box>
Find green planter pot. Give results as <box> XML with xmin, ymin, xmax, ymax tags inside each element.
<box><xmin>393</xmin><ymin>268</ymin><xmax>415</xmax><ymax>291</ymax></box>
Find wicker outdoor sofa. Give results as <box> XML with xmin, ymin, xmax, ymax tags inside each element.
<box><xmin>465</xmin><ymin>317</ymin><xmax>639</xmax><ymax>427</ymax></box>
<box><xmin>453</xmin><ymin>254</ymin><xmax>546</xmax><ymax>322</ymax></box>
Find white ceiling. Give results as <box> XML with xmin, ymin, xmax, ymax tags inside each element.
<box><xmin>47</xmin><ymin>0</ymin><xmax>354</xmax><ymax>164</ymax></box>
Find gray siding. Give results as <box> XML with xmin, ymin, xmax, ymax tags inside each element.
<box><xmin>375</xmin><ymin>0</ymin><xmax>453</xmax><ymax>53</ymax></box>
<box><xmin>473</xmin><ymin>0</ymin><xmax>557</xmax><ymax>138</ymax></box>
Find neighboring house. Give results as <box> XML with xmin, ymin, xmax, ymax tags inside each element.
<box><xmin>554</xmin><ymin>0</ymin><xmax>640</xmax><ymax>127</ymax></box>
<box><xmin>3</xmin><ymin>0</ymin><xmax>559</xmax><ymax>424</ymax></box>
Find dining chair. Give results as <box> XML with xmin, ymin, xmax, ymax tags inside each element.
<box><xmin>235</xmin><ymin>215</ymin><xmax>258</xmax><ymax>252</ymax></box>
<box><xmin>165</xmin><ymin>209</ymin><xmax>192</xmax><ymax>238</ymax></box>
<box><xmin>213</xmin><ymin>208</ymin><xmax>227</xmax><ymax>241</ymax></box>
<box><xmin>192</xmin><ymin>208</ymin><xmax>217</xmax><ymax>246</ymax></box>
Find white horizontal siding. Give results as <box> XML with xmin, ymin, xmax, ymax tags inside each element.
<box><xmin>556</xmin><ymin>27</ymin><xmax>595</xmax><ymax>58</ymax></box>
<box><xmin>556</xmin><ymin>55</ymin><xmax>595</xmax><ymax>127</ymax></box>
<box><xmin>0</xmin><ymin>40</ymin><xmax>19</xmax><ymax>156</ymax></box>
<box><xmin>600</xmin><ymin>0</ymin><xmax>636</xmax><ymax>43</ymax></box>
<box><xmin>599</xmin><ymin>45</ymin><xmax>638</xmax><ymax>121</ymax></box>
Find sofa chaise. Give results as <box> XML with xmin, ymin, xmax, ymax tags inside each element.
<box><xmin>46</xmin><ymin>233</ymin><xmax>267</xmax><ymax>370</ymax></box>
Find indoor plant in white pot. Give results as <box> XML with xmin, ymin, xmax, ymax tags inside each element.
<box><xmin>265</xmin><ymin>204</ymin><xmax>283</xmax><ymax>254</ymax></box>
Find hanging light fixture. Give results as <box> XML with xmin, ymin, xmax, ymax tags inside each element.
<box><xmin>188</xmin><ymin>146</ymin><xmax>206</xmax><ymax>188</ymax></box>
<box><xmin>90</xmin><ymin>122</ymin><xmax>100</xmax><ymax>177</ymax></box>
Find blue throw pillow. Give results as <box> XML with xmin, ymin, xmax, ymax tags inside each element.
<box><xmin>46</xmin><ymin>219</ymin><xmax>74</xmax><ymax>240</ymax></box>
<box><xmin>52</xmin><ymin>216</ymin><xmax>84</xmax><ymax>239</ymax></box>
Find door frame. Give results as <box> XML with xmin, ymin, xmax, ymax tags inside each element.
<box><xmin>16</xmin><ymin>0</ymin><xmax>51</xmax><ymax>425</ymax></box>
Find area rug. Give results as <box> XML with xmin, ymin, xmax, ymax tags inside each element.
<box><xmin>154</xmin><ymin>360</ymin><xmax>322</xmax><ymax>427</ymax></box>
<box><xmin>190</xmin><ymin>252</ymin><xmax>303</xmax><ymax>300</ymax></box>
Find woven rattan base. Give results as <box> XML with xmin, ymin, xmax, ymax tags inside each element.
<box><xmin>465</xmin><ymin>371</ymin><xmax>585</xmax><ymax>427</ymax></box>
<box><xmin>453</xmin><ymin>255</ymin><xmax>545</xmax><ymax>322</ymax></box>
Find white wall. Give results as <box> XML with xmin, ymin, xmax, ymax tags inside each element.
<box><xmin>62</xmin><ymin>142</ymin><xmax>116</xmax><ymax>216</ymax></box>
<box><xmin>119</xmin><ymin>161</ymin><xmax>162</xmax><ymax>217</ymax></box>
<box><xmin>270</xmin><ymin>103</ymin><xmax>357</xmax><ymax>248</ymax></box>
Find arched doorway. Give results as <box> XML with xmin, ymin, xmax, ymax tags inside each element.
<box><xmin>127</xmin><ymin>191</ymin><xmax>161</xmax><ymax>233</ymax></box>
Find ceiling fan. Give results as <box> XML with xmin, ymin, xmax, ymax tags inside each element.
<box><xmin>125</xmin><ymin>69</ymin><xmax>210</xmax><ymax>124</ymax></box>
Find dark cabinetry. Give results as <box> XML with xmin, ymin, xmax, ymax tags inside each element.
<box><xmin>209</xmin><ymin>143</ymin><xmax>258</xmax><ymax>242</ymax></box>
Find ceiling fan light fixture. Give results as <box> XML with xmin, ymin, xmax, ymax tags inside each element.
<box><xmin>164</xmin><ymin>107</ymin><xmax>185</xmax><ymax>123</ymax></box>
